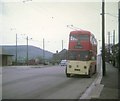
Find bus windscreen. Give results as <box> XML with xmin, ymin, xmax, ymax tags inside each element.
<box><xmin>68</xmin><ymin>51</ymin><xmax>90</xmax><ymax>61</ymax></box>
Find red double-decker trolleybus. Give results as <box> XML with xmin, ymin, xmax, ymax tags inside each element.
<box><xmin>66</xmin><ymin>30</ymin><xmax>97</xmax><ymax>77</ymax></box>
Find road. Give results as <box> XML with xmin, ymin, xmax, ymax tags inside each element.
<box><xmin>2</xmin><ymin>56</ymin><xmax>101</xmax><ymax>99</ymax></box>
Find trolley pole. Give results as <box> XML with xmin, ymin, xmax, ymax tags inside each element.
<box><xmin>102</xmin><ymin>0</ymin><xmax>106</xmax><ymax>76</ymax></box>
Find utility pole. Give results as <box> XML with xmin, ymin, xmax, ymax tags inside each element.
<box><xmin>119</xmin><ymin>1</ymin><xmax>120</xmax><ymax>72</ymax></box>
<box><xmin>102</xmin><ymin>0</ymin><xmax>106</xmax><ymax>76</ymax></box>
<box><xmin>26</xmin><ymin>36</ymin><xmax>28</xmax><ymax>65</ymax></box>
<box><xmin>108</xmin><ymin>32</ymin><xmax>110</xmax><ymax>62</ymax></box>
<box><xmin>118</xmin><ymin>2</ymin><xmax>120</xmax><ymax>99</ymax></box>
<box><xmin>43</xmin><ymin>38</ymin><xmax>45</xmax><ymax>64</ymax></box>
<box><xmin>16</xmin><ymin>34</ymin><xmax>17</xmax><ymax>65</ymax></box>
<box><xmin>62</xmin><ymin>40</ymin><xmax>63</xmax><ymax>50</ymax></box>
<box><xmin>113</xmin><ymin>30</ymin><xmax>115</xmax><ymax>45</ymax></box>
<box><xmin>112</xmin><ymin>30</ymin><xmax>115</xmax><ymax>66</ymax></box>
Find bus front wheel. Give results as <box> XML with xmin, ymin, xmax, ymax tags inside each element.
<box><xmin>66</xmin><ymin>73</ymin><xmax>70</xmax><ymax>77</ymax></box>
<box><xmin>88</xmin><ymin>67</ymin><xmax>92</xmax><ymax>78</ymax></box>
<box><xmin>65</xmin><ymin>67</ymin><xmax>71</xmax><ymax>77</ymax></box>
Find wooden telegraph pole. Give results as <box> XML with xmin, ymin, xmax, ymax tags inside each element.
<box><xmin>102</xmin><ymin>0</ymin><xmax>106</xmax><ymax>76</ymax></box>
<box><xmin>118</xmin><ymin>2</ymin><xmax>120</xmax><ymax>72</ymax></box>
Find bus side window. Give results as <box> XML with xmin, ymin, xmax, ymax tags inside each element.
<box><xmin>89</xmin><ymin>51</ymin><xmax>92</xmax><ymax>59</ymax></box>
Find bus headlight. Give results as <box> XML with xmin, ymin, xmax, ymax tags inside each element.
<box><xmin>69</xmin><ymin>65</ymin><xmax>72</xmax><ymax>68</ymax></box>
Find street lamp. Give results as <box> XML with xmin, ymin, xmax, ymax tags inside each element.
<box><xmin>105</xmin><ymin>13</ymin><xmax>118</xmax><ymax>18</ymax></box>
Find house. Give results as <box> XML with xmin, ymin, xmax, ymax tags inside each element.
<box><xmin>0</xmin><ymin>48</ymin><xmax>13</xmax><ymax>66</ymax></box>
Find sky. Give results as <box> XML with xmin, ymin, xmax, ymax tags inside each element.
<box><xmin>0</xmin><ymin>0</ymin><xmax>119</xmax><ymax>53</ymax></box>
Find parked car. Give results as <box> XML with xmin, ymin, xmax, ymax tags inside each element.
<box><xmin>60</xmin><ymin>60</ymin><xmax>67</xmax><ymax>66</ymax></box>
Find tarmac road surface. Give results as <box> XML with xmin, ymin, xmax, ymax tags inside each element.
<box><xmin>2</xmin><ymin>55</ymin><xmax>101</xmax><ymax>99</ymax></box>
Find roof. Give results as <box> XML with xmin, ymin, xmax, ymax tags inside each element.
<box><xmin>70</xmin><ymin>30</ymin><xmax>91</xmax><ymax>35</ymax></box>
<box><xmin>0</xmin><ymin>46</ymin><xmax>13</xmax><ymax>56</ymax></box>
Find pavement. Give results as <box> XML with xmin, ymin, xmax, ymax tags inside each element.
<box><xmin>80</xmin><ymin>62</ymin><xmax>119</xmax><ymax>100</ymax></box>
<box><xmin>0</xmin><ymin>67</ymin><xmax>2</xmax><ymax>101</ymax></box>
<box><xmin>98</xmin><ymin>63</ymin><xmax>119</xmax><ymax>100</ymax></box>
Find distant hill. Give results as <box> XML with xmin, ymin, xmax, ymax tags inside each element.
<box><xmin>1</xmin><ymin>45</ymin><xmax>53</xmax><ymax>61</ymax></box>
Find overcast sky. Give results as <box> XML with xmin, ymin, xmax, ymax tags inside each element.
<box><xmin>0</xmin><ymin>0</ymin><xmax>119</xmax><ymax>53</ymax></box>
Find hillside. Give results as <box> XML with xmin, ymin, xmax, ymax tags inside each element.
<box><xmin>1</xmin><ymin>45</ymin><xmax>53</xmax><ymax>61</ymax></box>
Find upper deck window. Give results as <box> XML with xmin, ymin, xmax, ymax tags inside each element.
<box><xmin>70</xmin><ymin>35</ymin><xmax>77</xmax><ymax>41</ymax></box>
<box><xmin>70</xmin><ymin>34</ymin><xmax>89</xmax><ymax>41</ymax></box>
<box><xmin>79</xmin><ymin>35</ymin><xmax>89</xmax><ymax>41</ymax></box>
